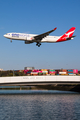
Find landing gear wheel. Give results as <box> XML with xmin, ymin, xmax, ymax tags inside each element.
<box><xmin>36</xmin><ymin>42</ymin><xmax>41</xmax><ymax>47</ymax></box>
<box><xmin>36</xmin><ymin>43</ymin><xmax>38</xmax><ymax>46</ymax></box>
<box><xmin>38</xmin><ymin>44</ymin><xmax>40</xmax><ymax>47</ymax></box>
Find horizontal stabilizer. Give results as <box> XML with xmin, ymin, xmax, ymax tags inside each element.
<box><xmin>66</xmin><ymin>35</ymin><xmax>76</xmax><ymax>40</ymax></box>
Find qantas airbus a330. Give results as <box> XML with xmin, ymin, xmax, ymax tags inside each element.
<box><xmin>4</xmin><ymin>27</ymin><xmax>76</xmax><ymax>47</ymax></box>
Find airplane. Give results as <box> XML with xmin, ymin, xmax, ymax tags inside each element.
<box><xmin>4</xmin><ymin>27</ymin><xmax>76</xmax><ymax>47</ymax></box>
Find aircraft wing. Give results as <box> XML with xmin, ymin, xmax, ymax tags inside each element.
<box><xmin>33</xmin><ymin>27</ymin><xmax>57</xmax><ymax>42</ymax></box>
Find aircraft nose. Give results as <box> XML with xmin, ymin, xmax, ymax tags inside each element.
<box><xmin>3</xmin><ymin>34</ymin><xmax>6</xmax><ymax>37</ymax></box>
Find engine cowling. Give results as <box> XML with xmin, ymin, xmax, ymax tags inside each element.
<box><xmin>25</xmin><ymin>41</ymin><xmax>31</xmax><ymax>44</ymax></box>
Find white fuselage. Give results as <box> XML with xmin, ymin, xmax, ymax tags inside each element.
<box><xmin>4</xmin><ymin>33</ymin><xmax>60</xmax><ymax>43</ymax></box>
<box><xmin>3</xmin><ymin>27</ymin><xmax>76</xmax><ymax>47</ymax></box>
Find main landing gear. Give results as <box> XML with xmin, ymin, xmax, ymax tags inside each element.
<box><xmin>36</xmin><ymin>42</ymin><xmax>41</xmax><ymax>47</ymax></box>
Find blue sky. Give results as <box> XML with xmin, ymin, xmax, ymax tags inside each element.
<box><xmin>0</xmin><ymin>0</ymin><xmax>80</xmax><ymax>70</ymax></box>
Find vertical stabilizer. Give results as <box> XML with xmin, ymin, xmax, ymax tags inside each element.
<box><xmin>57</xmin><ymin>27</ymin><xmax>76</xmax><ymax>42</ymax></box>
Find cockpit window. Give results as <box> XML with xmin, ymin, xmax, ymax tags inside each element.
<box><xmin>6</xmin><ymin>33</ymin><xmax>8</xmax><ymax>35</ymax></box>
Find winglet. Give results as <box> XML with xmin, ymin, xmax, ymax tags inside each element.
<box><xmin>53</xmin><ymin>27</ymin><xmax>57</xmax><ymax>30</ymax></box>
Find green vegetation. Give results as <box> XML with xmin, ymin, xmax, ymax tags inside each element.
<box><xmin>0</xmin><ymin>70</ymin><xmax>25</xmax><ymax>77</ymax></box>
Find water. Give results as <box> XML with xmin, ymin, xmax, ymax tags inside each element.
<box><xmin>0</xmin><ymin>90</ymin><xmax>80</xmax><ymax>120</ymax></box>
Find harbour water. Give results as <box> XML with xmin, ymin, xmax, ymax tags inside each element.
<box><xmin>0</xmin><ymin>90</ymin><xmax>80</xmax><ymax>120</ymax></box>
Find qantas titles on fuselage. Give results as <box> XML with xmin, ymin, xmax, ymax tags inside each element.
<box><xmin>4</xmin><ymin>27</ymin><xmax>76</xmax><ymax>47</ymax></box>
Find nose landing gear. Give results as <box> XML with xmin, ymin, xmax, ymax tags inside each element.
<box><xmin>10</xmin><ymin>39</ymin><xmax>12</xmax><ymax>42</ymax></box>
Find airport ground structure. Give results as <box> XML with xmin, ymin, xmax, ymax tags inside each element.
<box><xmin>0</xmin><ymin>69</ymin><xmax>80</xmax><ymax>77</ymax></box>
<box><xmin>0</xmin><ymin>69</ymin><xmax>80</xmax><ymax>92</ymax></box>
<box><xmin>0</xmin><ymin>75</ymin><xmax>80</xmax><ymax>92</ymax></box>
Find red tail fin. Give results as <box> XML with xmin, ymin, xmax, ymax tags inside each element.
<box><xmin>57</xmin><ymin>27</ymin><xmax>76</xmax><ymax>42</ymax></box>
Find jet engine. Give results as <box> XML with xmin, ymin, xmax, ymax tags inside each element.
<box><xmin>25</xmin><ymin>41</ymin><xmax>31</xmax><ymax>44</ymax></box>
<box><xmin>25</xmin><ymin>41</ymin><xmax>33</xmax><ymax>44</ymax></box>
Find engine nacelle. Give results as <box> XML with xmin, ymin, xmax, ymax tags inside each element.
<box><xmin>25</xmin><ymin>41</ymin><xmax>31</xmax><ymax>44</ymax></box>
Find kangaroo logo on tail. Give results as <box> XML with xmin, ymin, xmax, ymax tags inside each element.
<box><xmin>65</xmin><ymin>30</ymin><xmax>75</xmax><ymax>38</ymax></box>
<box><xmin>57</xmin><ymin>27</ymin><xmax>76</xmax><ymax>42</ymax></box>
